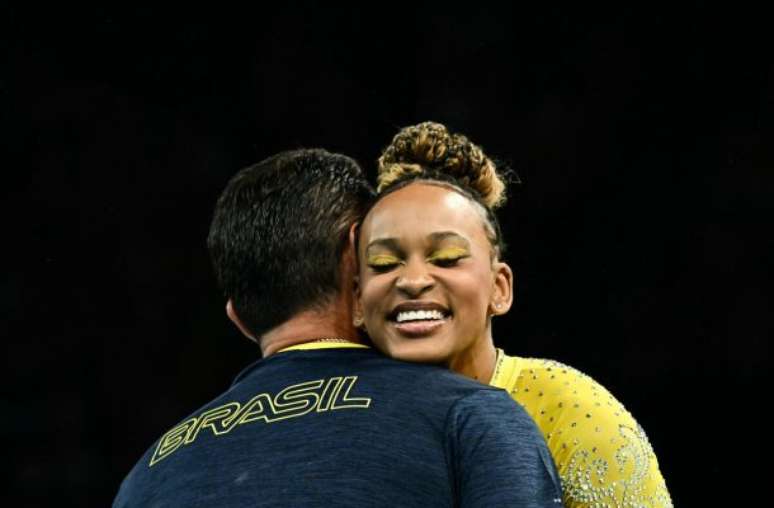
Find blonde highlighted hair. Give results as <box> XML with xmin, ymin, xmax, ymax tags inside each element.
<box><xmin>377</xmin><ymin>121</ymin><xmax>506</xmax><ymax>209</ymax></box>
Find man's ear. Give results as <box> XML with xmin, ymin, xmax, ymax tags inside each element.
<box><xmin>352</xmin><ymin>273</ymin><xmax>365</xmax><ymax>327</ymax></box>
<box><xmin>226</xmin><ymin>299</ymin><xmax>258</xmax><ymax>343</ymax></box>
<box><xmin>348</xmin><ymin>222</ymin><xmax>366</xmax><ymax>329</ymax></box>
<box><xmin>489</xmin><ymin>261</ymin><xmax>514</xmax><ymax>316</ymax></box>
<box><xmin>339</xmin><ymin>222</ymin><xmax>360</xmax><ymax>281</ymax></box>
<box><xmin>348</xmin><ymin>222</ymin><xmax>360</xmax><ymax>270</ymax></box>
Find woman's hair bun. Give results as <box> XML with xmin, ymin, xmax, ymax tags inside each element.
<box><xmin>377</xmin><ymin>121</ymin><xmax>506</xmax><ymax>209</ymax></box>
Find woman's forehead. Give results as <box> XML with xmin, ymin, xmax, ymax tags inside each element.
<box><xmin>363</xmin><ymin>183</ymin><xmax>489</xmax><ymax>244</ymax></box>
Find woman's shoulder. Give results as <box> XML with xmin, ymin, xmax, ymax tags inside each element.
<box><xmin>493</xmin><ymin>355</ymin><xmax>617</xmax><ymax>407</ymax></box>
<box><xmin>496</xmin><ymin>355</ymin><xmax>633</xmax><ymax>436</ymax></box>
<box><xmin>497</xmin><ymin>353</ymin><xmax>672</xmax><ymax>507</ymax></box>
<box><xmin>505</xmin><ymin>356</ymin><xmax>622</xmax><ymax>409</ymax></box>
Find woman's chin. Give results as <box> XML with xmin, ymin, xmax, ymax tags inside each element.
<box><xmin>382</xmin><ymin>336</ymin><xmax>452</xmax><ymax>365</ymax></box>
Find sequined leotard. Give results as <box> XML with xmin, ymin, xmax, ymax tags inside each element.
<box><xmin>490</xmin><ymin>351</ymin><xmax>673</xmax><ymax>508</ymax></box>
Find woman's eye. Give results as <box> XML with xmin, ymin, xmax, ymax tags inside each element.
<box><xmin>431</xmin><ymin>256</ymin><xmax>463</xmax><ymax>268</ymax></box>
<box><xmin>428</xmin><ymin>248</ymin><xmax>469</xmax><ymax>267</ymax></box>
<box><xmin>367</xmin><ymin>256</ymin><xmax>401</xmax><ymax>272</ymax></box>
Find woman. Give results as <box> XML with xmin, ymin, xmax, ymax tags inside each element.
<box><xmin>353</xmin><ymin>122</ymin><xmax>673</xmax><ymax>508</ymax></box>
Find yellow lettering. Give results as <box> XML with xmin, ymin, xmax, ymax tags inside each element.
<box><xmin>331</xmin><ymin>376</ymin><xmax>371</xmax><ymax>409</ymax></box>
<box><xmin>316</xmin><ymin>377</ymin><xmax>343</xmax><ymax>412</ymax></box>
<box><xmin>150</xmin><ymin>417</ymin><xmax>197</xmax><ymax>466</ymax></box>
<box><xmin>236</xmin><ymin>393</ymin><xmax>276</xmax><ymax>425</ymax></box>
<box><xmin>148</xmin><ymin>376</ymin><xmax>370</xmax><ymax>467</ymax></box>
<box><xmin>272</xmin><ymin>380</ymin><xmax>324</xmax><ymax>419</ymax></box>
<box><xmin>184</xmin><ymin>403</ymin><xmax>242</xmax><ymax>444</ymax></box>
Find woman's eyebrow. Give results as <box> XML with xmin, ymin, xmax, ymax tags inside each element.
<box><xmin>428</xmin><ymin>231</ymin><xmax>470</xmax><ymax>248</ymax></box>
<box><xmin>366</xmin><ymin>238</ymin><xmax>401</xmax><ymax>253</ymax></box>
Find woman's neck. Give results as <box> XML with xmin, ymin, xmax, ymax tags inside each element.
<box><xmin>447</xmin><ymin>336</ymin><xmax>498</xmax><ymax>384</ymax></box>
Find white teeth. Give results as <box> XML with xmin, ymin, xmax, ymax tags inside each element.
<box><xmin>396</xmin><ymin>309</ymin><xmax>445</xmax><ymax>323</ymax></box>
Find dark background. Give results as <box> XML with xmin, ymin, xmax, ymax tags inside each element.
<box><xmin>2</xmin><ymin>3</ymin><xmax>770</xmax><ymax>506</ymax></box>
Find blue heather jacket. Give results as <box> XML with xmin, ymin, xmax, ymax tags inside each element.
<box><xmin>114</xmin><ymin>347</ymin><xmax>562</xmax><ymax>507</ymax></box>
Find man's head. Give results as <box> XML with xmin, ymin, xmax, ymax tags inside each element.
<box><xmin>207</xmin><ymin>148</ymin><xmax>375</xmax><ymax>340</ymax></box>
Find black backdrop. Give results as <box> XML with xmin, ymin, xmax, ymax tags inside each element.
<box><xmin>3</xmin><ymin>3</ymin><xmax>769</xmax><ymax>506</ymax></box>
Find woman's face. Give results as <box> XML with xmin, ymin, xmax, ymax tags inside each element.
<box><xmin>356</xmin><ymin>182</ymin><xmax>512</xmax><ymax>369</ymax></box>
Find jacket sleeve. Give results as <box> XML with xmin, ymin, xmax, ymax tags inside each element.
<box><xmin>446</xmin><ymin>388</ymin><xmax>563</xmax><ymax>508</ymax></box>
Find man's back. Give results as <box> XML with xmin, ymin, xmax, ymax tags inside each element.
<box><xmin>114</xmin><ymin>345</ymin><xmax>562</xmax><ymax>507</ymax></box>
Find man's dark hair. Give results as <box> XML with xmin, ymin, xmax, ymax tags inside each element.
<box><xmin>207</xmin><ymin>148</ymin><xmax>375</xmax><ymax>337</ymax></box>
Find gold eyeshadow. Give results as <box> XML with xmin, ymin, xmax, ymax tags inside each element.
<box><xmin>427</xmin><ymin>247</ymin><xmax>469</xmax><ymax>262</ymax></box>
<box><xmin>366</xmin><ymin>254</ymin><xmax>401</xmax><ymax>267</ymax></box>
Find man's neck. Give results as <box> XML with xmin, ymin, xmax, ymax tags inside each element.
<box><xmin>260</xmin><ymin>305</ymin><xmax>363</xmax><ymax>357</ymax></box>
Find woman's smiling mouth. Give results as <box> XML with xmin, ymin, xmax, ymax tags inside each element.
<box><xmin>388</xmin><ymin>302</ymin><xmax>451</xmax><ymax>337</ymax></box>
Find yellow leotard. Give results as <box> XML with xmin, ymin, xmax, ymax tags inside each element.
<box><xmin>490</xmin><ymin>351</ymin><xmax>673</xmax><ymax>508</ymax></box>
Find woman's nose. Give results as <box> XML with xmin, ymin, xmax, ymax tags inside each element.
<box><xmin>395</xmin><ymin>260</ymin><xmax>434</xmax><ymax>297</ymax></box>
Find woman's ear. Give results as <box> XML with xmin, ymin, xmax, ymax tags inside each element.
<box><xmin>489</xmin><ymin>261</ymin><xmax>514</xmax><ymax>316</ymax></box>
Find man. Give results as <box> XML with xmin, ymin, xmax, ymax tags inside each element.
<box><xmin>113</xmin><ymin>149</ymin><xmax>562</xmax><ymax>507</ymax></box>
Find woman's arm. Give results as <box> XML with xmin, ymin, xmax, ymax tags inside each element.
<box><xmin>491</xmin><ymin>354</ymin><xmax>672</xmax><ymax>508</ymax></box>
